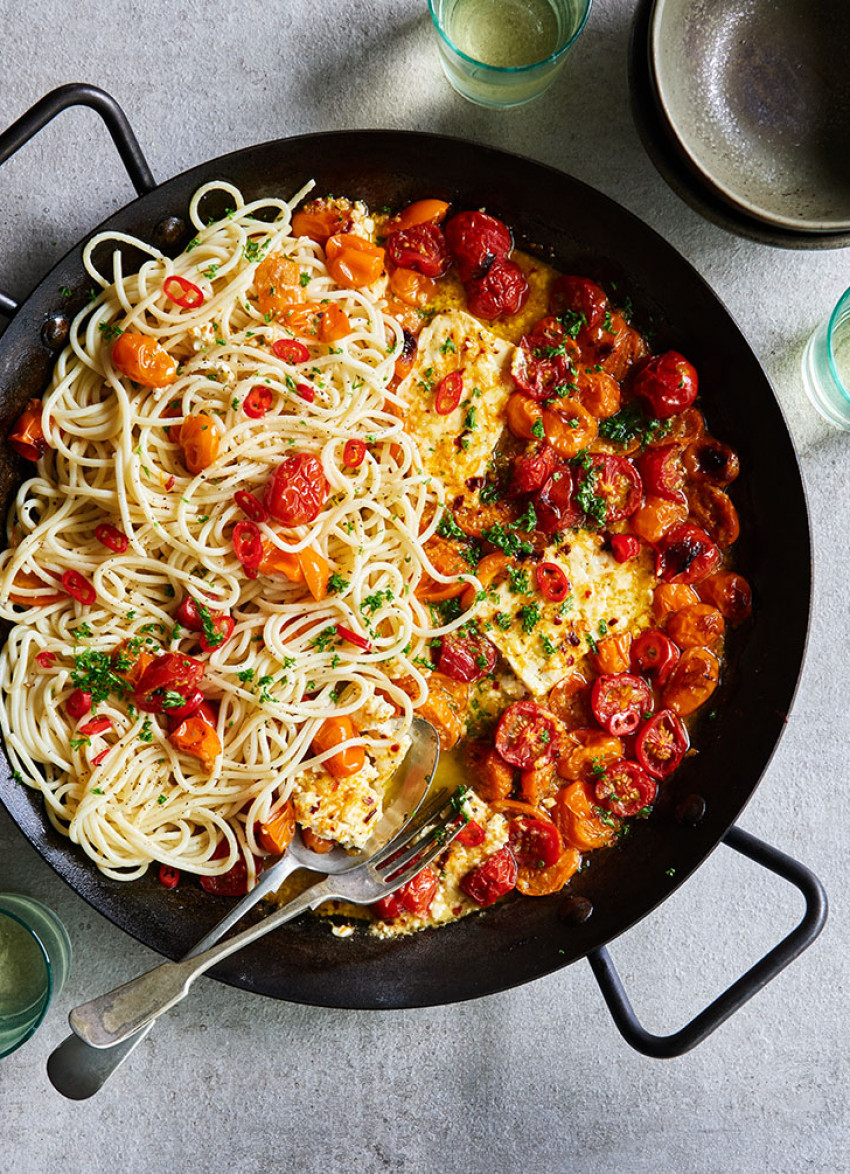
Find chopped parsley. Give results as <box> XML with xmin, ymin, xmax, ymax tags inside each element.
<box><xmin>71</xmin><ymin>650</ymin><xmax>131</xmax><ymax>706</ymax></box>
<box><xmin>530</xmin><ymin>419</ymin><xmax>545</xmax><ymax>440</ymax></box>
<box><xmin>97</xmin><ymin>322</ymin><xmax>124</xmax><ymax>341</ymax></box>
<box><xmin>139</xmin><ymin>719</ymin><xmax>154</xmax><ymax>743</ymax></box>
<box><xmin>507</xmin><ymin>567</ymin><xmax>530</xmax><ymax>594</ymax></box>
<box><xmin>328</xmin><ymin>572</ymin><xmax>350</xmax><ymax>594</ymax></box>
<box><xmin>436</xmin><ymin>509</ymin><xmax>468</xmax><ymax>543</ymax></box>
<box><xmin>481</xmin><ymin>522</ymin><xmax>532</xmax><ymax>557</ymax></box>
<box><xmin>512</xmin><ymin>502</ymin><xmax>538</xmax><ymax>532</ymax></box>
<box><xmin>519</xmin><ymin>603</ymin><xmax>541</xmax><ymax>634</ymax></box>
<box><xmin>439</xmin><ymin>336</ymin><xmax>457</xmax><ymax>355</ymax></box>
<box><xmin>598</xmin><ymin>404</ymin><xmax>672</xmax><ymax>449</ymax></box>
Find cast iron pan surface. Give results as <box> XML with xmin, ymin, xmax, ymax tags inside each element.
<box><xmin>0</xmin><ymin>131</ymin><xmax>811</xmax><ymax>1007</ymax></box>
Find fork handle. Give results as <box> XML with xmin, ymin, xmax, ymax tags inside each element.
<box><xmin>70</xmin><ymin>876</ymin><xmax>339</xmax><ymax>1049</ymax></box>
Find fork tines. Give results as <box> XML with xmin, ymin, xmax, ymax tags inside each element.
<box><xmin>371</xmin><ymin>787</ymin><xmax>469</xmax><ymax>886</ymax></box>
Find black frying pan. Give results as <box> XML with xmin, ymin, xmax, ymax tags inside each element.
<box><xmin>0</xmin><ymin>87</ymin><xmax>826</xmax><ymax>1055</ymax></box>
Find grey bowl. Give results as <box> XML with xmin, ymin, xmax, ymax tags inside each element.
<box><xmin>650</xmin><ymin>0</ymin><xmax>850</xmax><ymax>233</ymax></box>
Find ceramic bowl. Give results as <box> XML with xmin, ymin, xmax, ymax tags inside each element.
<box><xmin>649</xmin><ymin>0</ymin><xmax>850</xmax><ymax>233</ymax></box>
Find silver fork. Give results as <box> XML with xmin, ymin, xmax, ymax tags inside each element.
<box><xmin>47</xmin><ymin>717</ymin><xmax>439</xmax><ymax>1098</ymax></box>
<box><xmin>69</xmin><ymin>788</ymin><xmax>467</xmax><ymax>1050</ymax></box>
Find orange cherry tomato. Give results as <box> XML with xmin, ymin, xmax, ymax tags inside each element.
<box><xmin>462</xmin><ymin>741</ymin><xmax>515</xmax><ymax>802</ymax></box>
<box><xmin>592</xmin><ymin>631</ymin><xmax>632</xmax><ymax>676</ymax></box>
<box><xmin>663</xmin><ymin>646</ymin><xmax>720</xmax><ymax>716</ymax></box>
<box><xmin>168</xmin><ymin>701</ymin><xmax>222</xmax><ymax>773</ymax></box>
<box><xmin>552</xmin><ymin>780</ymin><xmax>619</xmax><ymax>852</ymax></box>
<box><xmin>547</xmin><ymin>672</ymin><xmax>592</xmax><ymax>729</ymax></box>
<box><xmin>396</xmin><ymin>672</ymin><xmax>468</xmax><ymax>750</ymax></box>
<box><xmin>460</xmin><ymin>551</ymin><xmax>512</xmax><ymax>609</ymax></box>
<box><xmin>312</xmin><ymin>715</ymin><xmax>365</xmax><ymax>778</ymax></box>
<box><xmin>516</xmin><ymin>845</ymin><xmax>581</xmax><ymax>896</ymax></box>
<box><xmin>275</xmin><ymin>301</ymin><xmax>351</xmax><ymax>341</ymax></box>
<box><xmin>9</xmin><ymin>399</ymin><xmax>46</xmax><ymax>461</ymax></box>
<box><xmin>301</xmin><ymin>827</ymin><xmax>335</xmax><ymax>853</ymax></box>
<box><xmin>299</xmin><ymin>546</ymin><xmax>330</xmax><ymax>601</ymax></box>
<box><xmin>556</xmin><ymin>728</ymin><xmax>624</xmax><ymax>782</ymax></box>
<box><xmin>8</xmin><ymin>568</ymin><xmax>65</xmax><ymax>607</ymax></box>
<box><xmin>255</xmin><ymin>252</ymin><xmax>302</xmax><ymax>317</ymax></box>
<box><xmin>389</xmin><ymin>266</ymin><xmax>437</xmax><ymax>307</ymax></box>
<box><xmin>256</xmin><ymin>800</ymin><xmax>296</xmax><ymax>855</ymax></box>
<box><xmin>112</xmin><ymin>642</ymin><xmax>155</xmax><ymax>689</ymax></box>
<box><xmin>112</xmin><ymin>332</ymin><xmax>177</xmax><ymax>388</ymax></box>
<box><xmin>325</xmin><ymin>233</ymin><xmax>385</xmax><ymax>288</ymax></box>
<box><xmin>687</xmin><ymin>483</ymin><xmax>740</xmax><ymax>548</ymax></box>
<box><xmin>576</xmin><ymin>370</ymin><xmax>621</xmax><ymax>419</ymax></box>
<box><xmin>505</xmin><ymin>392</ymin><xmax>542</xmax><ymax>440</ymax></box>
<box><xmin>683</xmin><ymin>436</ymin><xmax>739</xmax><ymax>484</ymax></box>
<box><xmin>258</xmin><ymin>537</ymin><xmax>303</xmax><ymax>581</ymax></box>
<box><xmin>543</xmin><ymin>399</ymin><xmax>598</xmax><ymax>457</ymax></box>
<box><xmin>652</xmin><ymin>582</ymin><xmax>700</xmax><ymax>623</ymax></box>
<box><xmin>179</xmin><ymin>414</ymin><xmax>221</xmax><ymax>473</ymax></box>
<box><xmin>667</xmin><ymin>603</ymin><xmax>725</xmax><ymax>650</ymax></box>
<box><xmin>387</xmin><ymin>199</ymin><xmax>450</xmax><ymax>233</ymax></box>
<box><xmin>696</xmin><ymin>571</ymin><xmax>753</xmax><ymax>625</ymax></box>
<box><xmin>415</xmin><ymin>536</ymin><xmax>468</xmax><ymax>602</ymax></box>
<box><xmin>291</xmin><ymin>198</ymin><xmax>354</xmax><ymax>243</ymax></box>
<box><xmin>519</xmin><ymin>762</ymin><xmax>557</xmax><ymax>806</ymax></box>
<box><xmin>630</xmin><ymin>495</ymin><xmax>688</xmax><ymax>545</ymax></box>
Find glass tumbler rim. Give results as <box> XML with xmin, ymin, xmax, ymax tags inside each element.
<box><xmin>0</xmin><ymin>906</ymin><xmax>53</xmax><ymax>1058</ymax></box>
<box><xmin>427</xmin><ymin>0</ymin><xmax>593</xmax><ymax>76</ymax></box>
<box><xmin>826</xmin><ymin>284</ymin><xmax>850</xmax><ymax>407</ymax></box>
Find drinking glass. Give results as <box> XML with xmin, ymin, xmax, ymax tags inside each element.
<box><xmin>802</xmin><ymin>286</ymin><xmax>850</xmax><ymax>430</ymax></box>
<box><xmin>428</xmin><ymin>0</ymin><xmax>592</xmax><ymax>108</ymax></box>
<box><xmin>0</xmin><ymin>893</ymin><xmax>72</xmax><ymax>1058</ymax></box>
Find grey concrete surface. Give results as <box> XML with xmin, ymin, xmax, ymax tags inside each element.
<box><xmin>0</xmin><ymin>2</ymin><xmax>847</xmax><ymax>1171</ymax></box>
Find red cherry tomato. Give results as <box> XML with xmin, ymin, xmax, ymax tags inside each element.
<box><xmin>234</xmin><ymin>489</ymin><xmax>268</xmax><ymax>524</ymax></box>
<box><xmin>633</xmin><ymin>351</ymin><xmax>698</xmax><ymax>418</ymax></box>
<box><xmin>343</xmin><ymin>438</ymin><xmax>366</xmax><ymax>467</ymax></box>
<box><xmin>444</xmin><ymin>211</ymin><xmax>512</xmax><ymax>281</ymax></box>
<box><xmin>243</xmin><ymin>385</ymin><xmax>273</xmax><ymax>418</ymax></box>
<box><xmin>434</xmin><ymin>371</ymin><xmax>463</xmax><ymax>415</ymax></box>
<box><xmin>385</xmin><ymin>224</ymin><xmax>450</xmax><ymax>278</ymax></box>
<box><xmin>630</xmin><ymin>629</ymin><xmax>681</xmax><ymax>685</ymax></box>
<box><xmin>272</xmin><ymin>338</ymin><xmax>310</xmax><ymax>364</ymax></box>
<box><xmin>683</xmin><ymin>437</ymin><xmax>740</xmax><ymax>486</ymax></box>
<box><xmin>591</xmin><ymin>673</ymin><xmax>653</xmax><ymax>737</ymax></box>
<box><xmin>548</xmin><ymin>275</ymin><xmax>607</xmax><ymax>330</ymax></box>
<box><xmin>460</xmin><ymin>846</ymin><xmax>518</xmax><ymax>907</ymax></box>
<box><xmin>200</xmin><ymin>855</ymin><xmax>258</xmax><ymax>896</ymax></box>
<box><xmin>158</xmin><ymin>865</ymin><xmax>181</xmax><ymax>889</ymax></box>
<box><xmin>507</xmin><ymin>816</ymin><xmax>563</xmax><ymax>869</ymax></box>
<box><xmin>594</xmin><ymin>759</ymin><xmax>657</xmax><ymax>817</ymax></box>
<box><xmin>175</xmin><ymin>596</ymin><xmax>203</xmax><ymax>631</ymax></box>
<box><xmin>535</xmin><ymin>467</ymin><xmax>581</xmax><ymax>533</ymax></box>
<box><xmin>162</xmin><ymin>689</ymin><xmax>205</xmax><ymax>720</ymax></box>
<box><xmin>94</xmin><ymin>523</ymin><xmax>129</xmax><ymax>553</ymax></box>
<box><xmin>373</xmin><ymin>866</ymin><xmax>439</xmax><ymax>920</ymax></box>
<box><xmin>495</xmin><ymin>700</ymin><xmax>559</xmax><ymax>769</ymax></box>
<box><xmin>510</xmin><ymin>443</ymin><xmax>560</xmax><ymax>496</ymax></box>
<box><xmin>535</xmin><ymin>562</ymin><xmax>570</xmax><ymax>602</ymax></box>
<box><xmin>635</xmin><ymin>709</ymin><xmax>689</xmax><ymax>779</ymax></box>
<box><xmin>66</xmin><ymin>689</ymin><xmax>92</xmax><ymax>720</ymax></box>
<box><xmin>656</xmin><ymin>523</ymin><xmax>720</xmax><ymax>584</ymax></box>
<box><xmin>582</xmin><ymin>455</ymin><xmax>643</xmax><ymax>524</ymax></box>
<box><xmin>134</xmin><ymin>652</ymin><xmax>206</xmax><ymax>713</ymax></box>
<box><xmin>62</xmin><ymin>569</ymin><xmax>96</xmax><ymax>606</ymax></box>
<box><xmin>163</xmin><ymin>275</ymin><xmax>205</xmax><ymax>309</ymax></box>
<box><xmin>199</xmin><ymin>614</ymin><xmax>234</xmax><ymax>653</ymax></box>
<box><xmin>9</xmin><ymin>399</ymin><xmax>47</xmax><ymax>461</ymax></box>
<box><xmin>264</xmin><ymin>453</ymin><xmax>329</xmax><ymax>526</ymax></box>
<box><xmin>609</xmin><ymin>533</ymin><xmax>641</xmax><ymax>563</ymax></box>
<box><xmin>465</xmin><ymin>258</ymin><xmax>529</xmax><ymax>321</ymax></box>
<box><xmin>232</xmin><ymin>520</ymin><xmax>263</xmax><ymax>570</ymax></box>
<box><xmin>512</xmin><ymin>318</ymin><xmax>577</xmax><ymax>401</ymax></box>
<box><xmin>437</xmin><ymin>633</ymin><xmax>497</xmax><ymax>683</ymax></box>
<box><xmin>455</xmin><ymin>820</ymin><xmax>486</xmax><ymax>847</ymax></box>
<box><xmin>636</xmin><ymin>444</ymin><xmax>685</xmax><ymax>503</ymax></box>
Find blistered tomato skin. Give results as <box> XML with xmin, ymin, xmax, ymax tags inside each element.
<box><xmin>264</xmin><ymin>453</ymin><xmax>329</xmax><ymax>526</ymax></box>
<box><xmin>591</xmin><ymin>673</ymin><xmax>654</xmax><ymax>737</ymax></box>
<box><xmin>438</xmin><ymin>633</ymin><xmax>497</xmax><ymax>683</ymax></box>
<box><xmin>594</xmin><ymin>760</ymin><xmax>657</xmax><ymax>818</ymax></box>
<box><xmin>385</xmin><ymin>224</ymin><xmax>450</xmax><ymax>278</ymax></box>
<box><xmin>465</xmin><ymin>259</ymin><xmax>530</xmax><ymax>321</ymax></box>
<box><xmin>656</xmin><ymin>523</ymin><xmax>721</xmax><ymax>584</ymax></box>
<box><xmin>495</xmin><ymin>701</ymin><xmax>560</xmax><ymax>769</ymax></box>
<box><xmin>548</xmin><ymin>275</ymin><xmax>607</xmax><ymax>330</ymax></box>
<box><xmin>444</xmin><ymin>211</ymin><xmax>513</xmax><ymax>281</ymax></box>
<box><xmin>633</xmin><ymin>350</ymin><xmax>698</xmax><ymax>418</ymax></box>
<box><xmin>460</xmin><ymin>846</ymin><xmax>518</xmax><ymax>907</ymax></box>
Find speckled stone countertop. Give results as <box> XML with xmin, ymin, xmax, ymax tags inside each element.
<box><xmin>0</xmin><ymin>2</ymin><xmax>847</xmax><ymax>1170</ymax></box>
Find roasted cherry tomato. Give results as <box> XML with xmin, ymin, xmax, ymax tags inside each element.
<box><xmin>180</xmin><ymin>414</ymin><xmax>221</xmax><ymax>474</ymax></box>
<box><xmin>434</xmin><ymin>371</ymin><xmax>463</xmax><ymax>415</ymax></box>
<box><xmin>385</xmin><ymin>223</ymin><xmax>450</xmax><ymax>278</ymax></box>
<box><xmin>633</xmin><ymin>350</ymin><xmax>698</xmax><ymax>418</ymax></box>
<box><xmin>535</xmin><ymin>561</ymin><xmax>570</xmax><ymax>602</ymax></box>
<box><xmin>374</xmin><ymin>866</ymin><xmax>439</xmax><ymax>920</ymax></box>
<box><xmin>112</xmin><ymin>332</ymin><xmax>177</xmax><ymax>388</ymax></box>
<box><xmin>507</xmin><ymin>815</ymin><xmax>563</xmax><ymax>869</ymax></box>
<box><xmin>158</xmin><ymin>865</ymin><xmax>180</xmax><ymax>889</ymax></box>
<box><xmin>199</xmin><ymin>613</ymin><xmax>234</xmax><ymax>653</ymax></box>
<box><xmin>547</xmin><ymin>672</ymin><xmax>592</xmax><ymax>728</ymax></box>
<box><xmin>635</xmin><ymin>709</ymin><xmax>689</xmax><ymax>779</ymax></box>
<box><xmin>687</xmin><ymin>483</ymin><xmax>740</xmax><ymax>549</ymax></box>
<box><xmin>543</xmin><ymin>399</ymin><xmax>598</xmax><ymax>458</ymax></box>
<box><xmin>495</xmin><ymin>700</ymin><xmax>559</xmax><ymax>769</ymax></box>
<box><xmin>662</xmin><ymin>646</ymin><xmax>720</xmax><ymax>716</ymax></box>
<box><xmin>511</xmin><ymin>318</ymin><xmax>577</xmax><ymax>400</ymax></box>
<box><xmin>683</xmin><ymin>437</ymin><xmax>740</xmax><ymax>486</ymax></box>
<box><xmin>437</xmin><ymin>633</ymin><xmax>497</xmax><ymax>683</ymax></box>
<box><xmin>256</xmin><ymin>801</ymin><xmax>296</xmax><ymax>856</ymax></box>
<box><xmin>667</xmin><ymin>603</ymin><xmax>725</xmax><ymax>650</ymax></box>
<box><xmin>465</xmin><ymin>259</ymin><xmax>529</xmax><ymax>321</ymax></box>
<box><xmin>510</xmin><ymin>443</ymin><xmax>560</xmax><ymax>496</ymax></box>
<box><xmin>656</xmin><ymin>523</ymin><xmax>720</xmax><ymax>584</ymax></box>
<box><xmin>609</xmin><ymin>533</ymin><xmax>641</xmax><ymax>563</ymax></box>
<box><xmin>579</xmin><ymin>455</ymin><xmax>643</xmax><ymax>524</ymax></box>
<box><xmin>594</xmin><ymin>759</ymin><xmax>657</xmax><ymax>818</ymax></box>
<box><xmin>455</xmin><ymin>820</ymin><xmax>486</xmax><ymax>847</ymax></box>
<box><xmin>311</xmin><ymin>714</ymin><xmax>365</xmax><ymax>778</ymax></box>
<box><xmin>630</xmin><ymin>629</ymin><xmax>680</xmax><ymax>685</ymax></box>
<box><xmin>462</xmin><ymin>740</ymin><xmax>515</xmax><ymax>802</ymax></box>
<box><xmin>696</xmin><ymin>571</ymin><xmax>752</xmax><ymax>624</ymax></box>
<box><xmin>199</xmin><ymin>844</ymin><xmax>258</xmax><ymax>896</ymax></box>
<box><xmin>264</xmin><ymin>453</ymin><xmax>329</xmax><ymax>526</ymax></box>
<box><xmin>460</xmin><ymin>846</ymin><xmax>518</xmax><ymax>907</ymax></box>
<box><xmin>243</xmin><ymin>384</ymin><xmax>273</xmax><ymax>418</ymax></box>
<box><xmin>291</xmin><ymin>198</ymin><xmax>353</xmax><ymax>243</ymax></box>
<box><xmin>9</xmin><ymin>399</ymin><xmax>46</xmax><ymax>461</ymax></box>
<box><xmin>535</xmin><ymin>467</ymin><xmax>581</xmax><ymax>533</ymax></box>
<box><xmin>168</xmin><ymin>700</ymin><xmax>222</xmax><ymax>772</ymax></box>
<box><xmin>134</xmin><ymin>651</ymin><xmax>206</xmax><ymax>713</ymax></box>
<box><xmin>94</xmin><ymin>523</ymin><xmax>129</xmax><ymax>553</ymax></box>
<box><xmin>325</xmin><ymin>233</ymin><xmax>385</xmax><ymax>288</ymax></box>
<box><xmin>548</xmin><ymin>275</ymin><xmax>607</xmax><ymax>330</ymax></box>
<box><xmin>591</xmin><ymin>673</ymin><xmax>654</xmax><ymax>736</ymax></box>
<box><xmin>630</xmin><ymin>495</ymin><xmax>688</xmax><ymax>545</ymax></box>
<box><xmin>66</xmin><ymin>688</ymin><xmax>92</xmax><ymax>720</ymax></box>
<box><xmin>444</xmin><ymin>211</ymin><xmax>512</xmax><ymax>281</ymax></box>
<box><xmin>553</xmin><ymin>780</ymin><xmax>619</xmax><ymax>851</ymax></box>
<box><xmin>387</xmin><ymin>199</ymin><xmax>450</xmax><ymax>234</ymax></box>
<box><xmin>637</xmin><ymin>444</ymin><xmax>685</xmax><ymax>503</ymax></box>
<box><xmin>557</xmin><ymin>727</ymin><xmax>623</xmax><ymax>782</ymax></box>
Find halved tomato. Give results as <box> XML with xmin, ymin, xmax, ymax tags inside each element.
<box><xmin>635</xmin><ymin>710</ymin><xmax>689</xmax><ymax>779</ymax></box>
<box><xmin>495</xmin><ymin>700</ymin><xmax>559</xmax><ymax>769</ymax></box>
<box><xmin>590</xmin><ymin>673</ymin><xmax>653</xmax><ymax>737</ymax></box>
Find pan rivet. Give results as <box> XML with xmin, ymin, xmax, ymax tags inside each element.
<box><xmin>675</xmin><ymin>793</ymin><xmax>706</xmax><ymax>825</ymax></box>
<box><xmin>153</xmin><ymin>217</ymin><xmax>188</xmax><ymax>249</ymax></box>
<box><xmin>560</xmin><ymin>896</ymin><xmax>593</xmax><ymax>925</ymax></box>
<box><xmin>42</xmin><ymin>314</ymin><xmax>70</xmax><ymax>349</ymax></box>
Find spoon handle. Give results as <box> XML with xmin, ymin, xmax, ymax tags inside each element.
<box><xmin>47</xmin><ymin>852</ymin><xmax>302</xmax><ymax>1099</ymax></box>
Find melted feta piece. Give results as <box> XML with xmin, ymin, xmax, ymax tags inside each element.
<box><xmin>400</xmin><ymin>310</ymin><xmax>516</xmax><ymax>505</ymax></box>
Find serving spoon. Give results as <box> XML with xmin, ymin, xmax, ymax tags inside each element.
<box><xmin>47</xmin><ymin>717</ymin><xmax>439</xmax><ymax>1099</ymax></box>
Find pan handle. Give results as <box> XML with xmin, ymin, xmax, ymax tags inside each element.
<box><xmin>0</xmin><ymin>84</ymin><xmax>156</xmax><ymax>318</ymax></box>
<box><xmin>586</xmin><ymin>825</ymin><xmax>827</xmax><ymax>1058</ymax></box>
